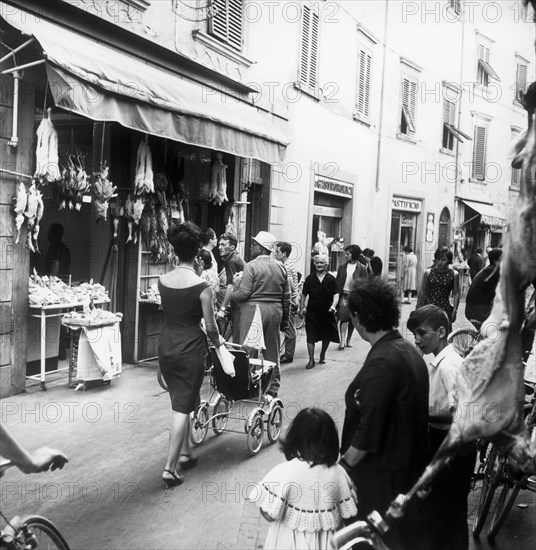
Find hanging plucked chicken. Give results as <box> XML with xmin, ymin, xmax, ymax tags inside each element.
<box><xmin>12</xmin><ymin>182</ymin><xmax>28</xmax><ymax>245</ymax></box>
<box><xmin>93</xmin><ymin>163</ymin><xmax>117</xmax><ymax>221</ymax></box>
<box><xmin>134</xmin><ymin>139</ymin><xmax>155</xmax><ymax>195</ymax></box>
<box><xmin>34</xmin><ymin>109</ymin><xmax>60</xmax><ymax>184</ymax></box>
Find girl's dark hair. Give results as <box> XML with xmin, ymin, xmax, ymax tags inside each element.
<box><xmin>403</xmin><ymin>245</ymin><xmax>413</xmax><ymax>253</ymax></box>
<box><xmin>167</xmin><ymin>222</ymin><xmax>202</xmax><ymax>261</ymax></box>
<box><xmin>348</xmin><ymin>277</ymin><xmax>400</xmax><ymax>332</ymax></box>
<box><xmin>281</xmin><ymin>408</ymin><xmax>339</xmax><ymax>467</ymax></box>
<box><xmin>198</xmin><ymin>249</ymin><xmax>213</xmax><ymax>269</ymax></box>
<box><xmin>434</xmin><ymin>246</ymin><xmax>453</xmax><ymax>263</ymax></box>
<box><xmin>201</xmin><ymin>228</ymin><xmax>216</xmax><ymax>246</ymax></box>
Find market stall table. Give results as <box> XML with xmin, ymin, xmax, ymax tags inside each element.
<box><xmin>28</xmin><ymin>299</ymin><xmax>110</xmax><ymax>390</ymax></box>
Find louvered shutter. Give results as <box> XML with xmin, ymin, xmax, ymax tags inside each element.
<box><xmin>478</xmin><ymin>44</ymin><xmax>490</xmax><ymax>62</ymax></box>
<box><xmin>443</xmin><ymin>99</ymin><xmax>455</xmax><ymax>125</ymax></box>
<box><xmin>402</xmin><ymin>78</ymin><xmax>417</xmax><ymax>132</ymax></box>
<box><xmin>511</xmin><ymin>130</ymin><xmax>521</xmax><ymax>188</ymax></box>
<box><xmin>516</xmin><ymin>63</ymin><xmax>528</xmax><ymax>100</ymax></box>
<box><xmin>209</xmin><ymin>0</ymin><xmax>243</xmax><ymax>51</ymax></box>
<box><xmin>473</xmin><ymin>125</ymin><xmax>487</xmax><ymax>180</ymax></box>
<box><xmin>299</xmin><ymin>5</ymin><xmax>319</xmax><ymax>89</ymax></box>
<box><xmin>356</xmin><ymin>49</ymin><xmax>371</xmax><ymax>117</ymax></box>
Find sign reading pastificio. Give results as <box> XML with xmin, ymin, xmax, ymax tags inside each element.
<box><xmin>314</xmin><ymin>178</ymin><xmax>353</xmax><ymax>197</ymax></box>
<box><xmin>392</xmin><ymin>196</ymin><xmax>422</xmax><ymax>212</ymax></box>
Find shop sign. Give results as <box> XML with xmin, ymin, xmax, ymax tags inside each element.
<box><xmin>392</xmin><ymin>196</ymin><xmax>422</xmax><ymax>212</ymax></box>
<box><xmin>482</xmin><ymin>214</ymin><xmax>507</xmax><ymax>227</ymax></box>
<box><xmin>314</xmin><ymin>178</ymin><xmax>353</xmax><ymax>198</ymax></box>
<box><xmin>312</xmin><ymin>205</ymin><xmax>343</xmax><ymax>217</ymax></box>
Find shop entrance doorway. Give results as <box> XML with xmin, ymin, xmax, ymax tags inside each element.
<box><xmin>389</xmin><ymin>211</ymin><xmax>418</xmax><ymax>289</ymax></box>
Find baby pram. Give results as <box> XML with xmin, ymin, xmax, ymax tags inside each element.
<box><xmin>189</xmin><ymin>342</ymin><xmax>284</xmax><ymax>455</ymax></box>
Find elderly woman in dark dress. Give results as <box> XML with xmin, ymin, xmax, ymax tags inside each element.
<box><xmin>158</xmin><ymin>222</ymin><xmax>223</xmax><ymax>488</ymax></box>
<box><xmin>416</xmin><ymin>246</ymin><xmax>460</xmax><ymax>323</ymax></box>
<box><xmin>299</xmin><ymin>254</ymin><xmax>340</xmax><ymax>369</ymax></box>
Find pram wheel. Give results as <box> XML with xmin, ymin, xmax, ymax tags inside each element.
<box><xmin>189</xmin><ymin>402</ymin><xmax>209</xmax><ymax>447</ymax></box>
<box><xmin>212</xmin><ymin>397</ymin><xmax>230</xmax><ymax>435</ymax></box>
<box><xmin>266</xmin><ymin>404</ymin><xmax>283</xmax><ymax>443</ymax></box>
<box><xmin>246</xmin><ymin>410</ymin><xmax>264</xmax><ymax>456</ymax></box>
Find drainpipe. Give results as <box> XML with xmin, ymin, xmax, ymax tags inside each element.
<box><xmin>453</xmin><ymin>5</ymin><xmax>466</xmax><ymax>240</ymax></box>
<box><xmin>8</xmin><ymin>70</ymin><xmax>20</xmax><ymax>148</ymax></box>
<box><xmin>375</xmin><ymin>0</ymin><xmax>389</xmax><ymax>193</ymax></box>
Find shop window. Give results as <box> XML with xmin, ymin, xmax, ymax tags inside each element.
<box><xmin>448</xmin><ymin>0</ymin><xmax>461</xmax><ymax>14</ymax></box>
<box><xmin>515</xmin><ymin>62</ymin><xmax>528</xmax><ymax>102</ymax></box>
<box><xmin>400</xmin><ymin>77</ymin><xmax>417</xmax><ymax>135</ymax></box>
<box><xmin>511</xmin><ymin>129</ymin><xmax>521</xmax><ymax>189</ymax></box>
<box><xmin>355</xmin><ymin>47</ymin><xmax>372</xmax><ymax>119</ymax></box>
<box><xmin>442</xmin><ymin>97</ymin><xmax>471</xmax><ymax>150</ymax></box>
<box><xmin>208</xmin><ymin>0</ymin><xmax>243</xmax><ymax>51</ymax></box>
<box><xmin>298</xmin><ymin>3</ymin><xmax>320</xmax><ymax>91</ymax></box>
<box><xmin>476</xmin><ymin>43</ymin><xmax>500</xmax><ymax>87</ymax></box>
<box><xmin>472</xmin><ymin>125</ymin><xmax>487</xmax><ymax>181</ymax></box>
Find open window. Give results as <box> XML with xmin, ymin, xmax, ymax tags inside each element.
<box><xmin>442</xmin><ymin>98</ymin><xmax>471</xmax><ymax>150</ymax></box>
<box><xmin>477</xmin><ymin>43</ymin><xmax>500</xmax><ymax>87</ymax></box>
<box><xmin>400</xmin><ymin>77</ymin><xmax>417</xmax><ymax>135</ymax></box>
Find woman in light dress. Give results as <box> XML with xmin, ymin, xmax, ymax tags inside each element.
<box><xmin>402</xmin><ymin>245</ymin><xmax>418</xmax><ymax>304</ymax></box>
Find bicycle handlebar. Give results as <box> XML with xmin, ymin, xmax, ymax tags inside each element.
<box><xmin>331</xmin><ymin>512</ymin><xmax>392</xmax><ymax>550</ymax></box>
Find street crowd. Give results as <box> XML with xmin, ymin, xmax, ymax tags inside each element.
<box><xmin>4</xmin><ymin>222</ymin><xmax>524</xmax><ymax>550</ymax></box>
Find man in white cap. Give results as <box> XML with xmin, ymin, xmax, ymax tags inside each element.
<box><xmin>231</xmin><ymin>231</ymin><xmax>291</xmax><ymax>397</ymax></box>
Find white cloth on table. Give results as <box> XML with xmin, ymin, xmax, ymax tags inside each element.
<box><xmin>77</xmin><ymin>324</ymin><xmax>122</xmax><ymax>381</ymax></box>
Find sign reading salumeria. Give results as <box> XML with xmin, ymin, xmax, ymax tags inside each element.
<box><xmin>314</xmin><ymin>177</ymin><xmax>353</xmax><ymax>197</ymax></box>
<box><xmin>392</xmin><ymin>196</ymin><xmax>422</xmax><ymax>212</ymax></box>
<box><xmin>481</xmin><ymin>214</ymin><xmax>507</xmax><ymax>227</ymax></box>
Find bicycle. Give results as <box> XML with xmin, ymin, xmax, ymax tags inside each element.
<box><xmin>0</xmin><ymin>462</ymin><xmax>70</xmax><ymax>550</ymax></box>
<box><xmin>472</xmin><ymin>380</ymin><xmax>536</xmax><ymax>539</ymax></box>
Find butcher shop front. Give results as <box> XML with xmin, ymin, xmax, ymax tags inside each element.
<box><xmin>0</xmin><ymin>7</ymin><xmax>287</xmax><ymax>395</ymax></box>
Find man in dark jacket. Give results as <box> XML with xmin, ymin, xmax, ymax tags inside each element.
<box><xmin>467</xmin><ymin>248</ymin><xmax>484</xmax><ymax>280</ymax></box>
<box><xmin>465</xmin><ymin>248</ymin><xmax>502</xmax><ymax>330</ymax></box>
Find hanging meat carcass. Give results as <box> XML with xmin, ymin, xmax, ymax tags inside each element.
<box><xmin>24</xmin><ymin>183</ymin><xmax>39</xmax><ymax>253</ymax></box>
<box><xmin>387</xmin><ymin>82</ymin><xmax>536</xmax><ymax>521</ymax></box>
<box><xmin>208</xmin><ymin>153</ymin><xmax>228</xmax><ymax>205</ymax></box>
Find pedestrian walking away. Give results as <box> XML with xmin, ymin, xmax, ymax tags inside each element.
<box><xmin>158</xmin><ymin>222</ymin><xmax>224</xmax><ymax>488</ymax></box>
<box><xmin>301</xmin><ymin>254</ymin><xmax>340</xmax><ymax>369</ymax></box>
<box><xmin>408</xmin><ymin>305</ymin><xmax>477</xmax><ymax>550</ymax></box>
<box><xmin>340</xmin><ymin>277</ymin><xmax>431</xmax><ymax>550</ymax></box>
<box><xmin>468</xmin><ymin>248</ymin><xmax>484</xmax><ymax>281</ymax></box>
<box><xmin>274</xmin><ymin>241</ymin><xmax>300</xmax><ymax>364</ymax></box>
<box><xmin>248</xmin><ymin>407</ymin><xmax>357</xmax><ymax>550</ymax></box>
<box><xmin>401</xmin><ymin>245</ymin><xmax>418</xmax><ymax>304</ymax></box>
<box><xmin>231</xmin><ymin>231</ymin><xmax>290</xmax><ymax>398</ymax></box>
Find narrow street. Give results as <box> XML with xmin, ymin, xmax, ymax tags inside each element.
<box><xmin>0</xmin><ymin>302</ymin><xmax>534</xmax><ymax>550</ymax></box>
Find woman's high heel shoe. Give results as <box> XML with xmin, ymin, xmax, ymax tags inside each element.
<box><xmin>162</xmin><ymin>469</ymin><xmax>184</xmax><ymax>488</ymax></box>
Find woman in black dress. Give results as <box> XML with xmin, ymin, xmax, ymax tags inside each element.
<box><xmin>159</xmin><ymin>222</ymin><xmax>223</xmax><ymax>488</ymax></box>
<box><xmin>299</xmin><ymin>254</ymin><xmax>340</xmax><ymax>369</ymax></box>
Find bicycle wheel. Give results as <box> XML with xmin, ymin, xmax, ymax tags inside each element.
<box><xmin>448</xmin><ymin>328</ymin><xmax>479</xmax><ymax>358</ymax></box>
<box><xmin>212</xmin><ymin>396</ymin><xmax>230</xmax><ymax>435</ymax></box>
<box><xmin>473</xmin><ymin>447</ymin><xmax>502</xmax><ymax>537</ymax></box>
<box><xmin>21</xmin><ymin>515</ymin><xmax>70</xmax><ymax>550</ymax></box>
<box><xmin>189</xmin><ymin>402</ymin><xmax>209</xmax><ymax>447</ymax></box>
<box><xmin>156</xmin><ymin>367</ymin><xmax>168</xmax><ymax>391</ymax></box>
<box><xmin>487</xmin><ymin>475</ymin><xmax>526</xmax><ymax>539</ymax></box>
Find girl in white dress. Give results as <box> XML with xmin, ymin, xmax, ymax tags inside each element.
<box><xmin>249</xmin><ymin>408</ymin><xmax>357</xmax><ymax>550</ymax></box>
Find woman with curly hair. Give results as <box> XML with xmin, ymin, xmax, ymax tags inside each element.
<box><xmin>159</xmin><ymin>222</ymin><xmax>223</xmax><ymax>488</ymax></box>
<box><xmin>416</xmin><ymin>246</ymin><xmax>460</xmax><ymax>323</ymax></box>
<box><xmin>339</xmin><ymin>277</ymin><xmax>431</xmax><ymax>549</ymax></box>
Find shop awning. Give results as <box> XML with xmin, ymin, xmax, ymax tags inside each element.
<box><xmin>461</xmin><ymin>199</ymin><xmax>508</xmax><ymax>227</ymax></box>
<box><xmin>1</xmin><ymin>7</ymin><xmax>288</xmax><ymax>164</ymax></box>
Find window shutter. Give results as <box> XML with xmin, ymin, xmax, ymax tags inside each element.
<box><xmin>511</xmin><ymin>130</ymin><xmax>521</xmax><ymax>188</ymax></box>
<box><xmin>209</xmin><ymin>0</ymin><xmax>243</xmax><ymax>51</ymax></box>
<box><xmin>516</xmin><ymin>63</ymin><xmax>528</xmax><ymax>100</ymax></box>
<box><xmin>443</xmin><ymin>99</ymin><xmax>455</xmax><ymax>125</ymax></box>
<box><xmin>402</xmin><ymin>78</ymin><xmax>417</xmax><ymax>132</ymax></box>
<box><xmin>478</xmin><ymin>44</ymin><xmax>490</xmax><ymax>62</ymax></box>
<box><xmin>473</xmin><ymin>125</ymin><xmax>487</xmax><ymax>180</ymax></box>
<box><xmin>299</xmin><ymin>4</ymin><xmax>319</xmax><ymax>89</ymax></box>
<box><xmin>357</xmin><ymin>49</ymin><xmax>372</xmax><ymax>117</ymax></box>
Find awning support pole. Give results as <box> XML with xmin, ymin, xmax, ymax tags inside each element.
<box><xmin>1</xmin><ymin>58</ymin><xmax>45</xmax><ymax>74</ymax></box>
<box><xmin>0</xmin><ymin>38</ymin><xmax>35</xmax><ymax>65</ymax></box>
